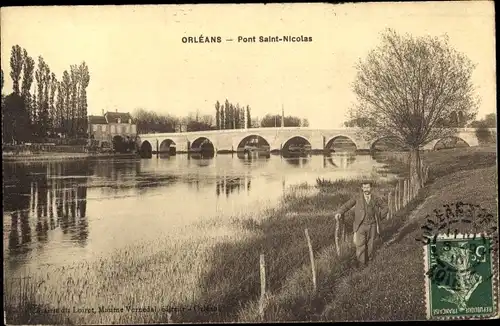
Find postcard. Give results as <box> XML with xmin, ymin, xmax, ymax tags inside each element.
<box><xmin>2</xmin><ymin>2</ymin><xmax>498</xmax><ymax>323</ymax></box>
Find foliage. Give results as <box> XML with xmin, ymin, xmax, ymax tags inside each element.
<box><xmin>260</xmin><ymin>114</ymin><xmax>308</xmax><ymax>128</ymax></box>
<box><xmin>9</xmin><ymin>45</ymin><xmax>23</xmax><ymax>95</ymax></box>
<box><xmin>469</xmin><ymin>113</ymin><xmax>496</xmax><ymax>128</ymax></box>
<box><xmin>215</xmin><ymin>99</ymin><xmax>251</xmax><ymax>130</ymax></box>
<box><xmin>4</xmin><ymin>45</ymin><xmax>91</xmax><ymax>143</ymax></box>
<box><xmin>343</xmin><ymin>117</ymin><xmax>371</xmax><ymax>128</ymax></box>
<box><xmin>133</xmin><ymin>108</ymin><xmax>179</xmax><ymax>133</ymax></box>
<box><xmin>350</xmin><ymin>29</ymin><xmax>479</xmax><ymax>191</ymax></box>
<box><xmin>112</xmin><ymin>135</ymin><xmax>136</xmax><ymax>153</ymax></box>
<box><xmin>474</xmin><ymin>122</ymin><xmax>494</xmax><ymax>144</ymax></box>
<box><xmin>2</xmin><ymin>93</ymin><xmax>31</xmax><ymax>143</ymax></box>
<box><xmin>350</xmin><ymin>28</ymin><xmax>479</xmax><ymax>149</ymax></box>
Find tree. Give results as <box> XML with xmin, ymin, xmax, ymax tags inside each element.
<box><xmin>133</xmin><ymin>108</ymin><xmax>180</xmax><ymax>133</ymax></box>
<box><xmin>35</xmin><ymin>56</ymin><xmax>50</xmax><ymax>137</ymax></box>
<box><xmin>3</xmin><ymin>93</ymin><xmax>30</xmax><ymax>143</ymax></box>
<box><xmin>469</xmin><ymin>113</ymin><xmax>496</xmax><ymax>128</ymax></box>
<box><xmin>483</xmin><ymin>113</ymin><xmax>496</xmax><ymax>127</ymax></box>
<box><xmin>475</xmin><ymin>122</ymin><xmax>492</xmax><ymax>144</ymax></box>
<box><xmin>302</xmin><ymin>118</ymin><xmax>310</xmax><ymax>127</ymax></box>
<box><xmin>260</xmin><ymin>114</ymin><xmax>305</xmax><ymax>127</ymax></box>
<box><xmin>69</xmin><ymin>65</ymin><xmax>79</xmax><ymax>136</ymax></box>
<box><xmin>224</xmin><ymin>99</ymin><xmax>230</xmax><ymax>129</ymax></box>
<box><xmin>43</xmin><ymin>62</ymin><xmax>51</xmax><ymax>133</ymax></box>
<box><xmin>10</xmin><ymin>45</ymin><xmax>23</xmax><ymax>95</ymax></box>
<box><xmin>61</xmin><ymin>70</ymin><xmax>71</xmax><ymax>135</ymax></box>
<box><xmin>246</xmin><ymin>105</ymin><xmax>251</xmax><ymax>128</ymax></box>
<box><xmin>344</xmin><ymin>117</ymin><xmax>371</xmax><ymax>127</ymax></box>
<box><xmin>49</xmin><ymin>73</ymin><xmax>57</xmax><ymax>133</ymax></box>
<box><xmin>21</xmin><ymin>49</ymin><xmax>35</xmax><ymax>127</ymax></box>
<box><xmin>215</xmin><ymin>101</ymin><xmax>220</xmax><ymax>130</ymax></box>
<box><xmin>239</xmin><ymin>104</ymin><xmax>245</xmax><ymax>129</ymax></box>
<box><xmin>200</xmin><ymin>114</ymin><xmax>214</xmax><ymax>128</ymax></box>
<box><xmin>229</xmin><ymin>103</ymin><xmax>235</xmax><ymax>129</ymax></box>
<box><xmin>55</xmin><ymin>81</ymin><xmax>65</xmax><ymax>133</ymax></box>
<box><xmin>78</xmin><ymin>62</ymin><xmax>90</xmax><ymax>136</ymax></box>
<box><xmin>350</xmin><ymin>28</ymin><xmax>479</xmax><ymax>191</ymax></box>
<box><xmin>261</xmin><ymin>114</ymin><xmax>281</xmax><ymax>127</ymax></box>
<box><xmin>220</xmin><ymin>103</ymin><xmax>225</xmax><ymax>130</ymax></box>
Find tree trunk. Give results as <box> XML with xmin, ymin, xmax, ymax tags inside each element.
<box><xmin>408</xmin><ymin>148</ymin><xmax>423</xmax><ymax>194</ymax></box>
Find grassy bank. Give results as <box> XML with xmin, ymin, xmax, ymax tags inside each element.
<box><xmin>4</xmin><ymin>146</ymin><xmax>497</xmax><ymax>324</ymax></box>
<box><xmin>320</xmin><ymin>165</ymin><xmax>497</xmax><ymax>321</ymax></box>
<box><xmin>234</xmin><ymin>146</ymin><xmax>497</xmax><ymax>322</ymax></box>
<box><xmin>3</xmin><ymin>152</ymin><xmax>139</xmax><ymax>162</ymax></box>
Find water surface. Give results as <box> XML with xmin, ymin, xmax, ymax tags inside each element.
<box><xmin>3</xmin><ymin>153</ymin><xmax>394</xmax><ymax>276</ymax></box>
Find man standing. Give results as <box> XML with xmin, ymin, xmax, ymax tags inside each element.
<box><xmin>334</xmin><ymin>181</ymin><xmax>388</xmax><ymax>267</ymax></box>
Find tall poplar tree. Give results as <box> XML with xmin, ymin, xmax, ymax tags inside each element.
<box><xmin>215</xmin><ymin>101</ymin><xmax>220</xmax><ymax>130</ymax></box>
<box><xmin>10</xmin><ymin>45</ymin><xmax>23</xmax><ymax>95</ymax></box>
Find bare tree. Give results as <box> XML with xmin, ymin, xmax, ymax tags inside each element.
<box><xmin>350</xmin><ymin>28</ymin><xmax>479</xmax><ymax>190</ymax></box>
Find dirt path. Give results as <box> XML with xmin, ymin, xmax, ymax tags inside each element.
<box><xmin>384</xmin><ymin>194</ymin><xmax>437</xmax><ymax>247</ymax></box>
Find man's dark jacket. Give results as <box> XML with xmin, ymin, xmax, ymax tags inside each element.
<box><xmin>335</xmin><ymin>192</ymin><xmax>388</xmax><ymax>233</ymax></box>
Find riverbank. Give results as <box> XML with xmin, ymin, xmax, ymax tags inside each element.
<box><xmin>3</xmin><ymin>146</ymin><xmax>497</xmax><ymax>324</ymax></box>
<box><xmin>2</xmin><ymin>152</ymin><xmax>139</xmax><ymax>162</ymax></box>
<box><xmin>233</xmin><ymin>146</ymin><xmax>497</xmax><ymax>322</ymax></box>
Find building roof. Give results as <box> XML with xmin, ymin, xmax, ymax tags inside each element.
<box><xmin>88</xmin><ymin>115</ymin><xmax>107</xmax><ymax>124</ymax></box>
<box><xmin>105</xmin><ymin>112</ymin><xmax>133</xmax><ymax>123</ymax></box>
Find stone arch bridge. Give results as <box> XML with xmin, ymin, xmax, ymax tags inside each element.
<box><xmin>137</xmin><ymin>127</ymin><xmax>494</xmax><ymax>156</ymax></box>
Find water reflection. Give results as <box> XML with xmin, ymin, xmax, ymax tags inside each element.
<box><xmin>4</xmin><ymin>153</ymin><xmax>395</xmax><ymax>274</ymax></box>
<box><xmin>4</xmin><ymin>161</ymin><xmax>91</xmax><ymax>265</ymax></box>
<box><xmin>283</xmin><ymin>156</ymin><xmax>310</xmax><ymax>167</ymax></box>
<box><xmin>323</xmin><ymin>153</ymin><xmax>357</xmax><ymax>169</ymax></box>
<box><xmin>216</xmin><ymin>175</ymin><xmax>251</xmax><ymax>198</ymax></box>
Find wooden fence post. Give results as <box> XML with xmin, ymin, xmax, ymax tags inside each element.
<box><xmin>259</xmin><ymin>254</ymin><xmax>266</xmax><ymax>320</ymax></box>
<box><xmin>401</xmin><ymin>179</ymin><xmax>406</xmax><ymax>208</ymax></box>
<box><xmin>335</xmin><ymin>218</ymin><xmax>341</xmax><ymax>257</ymax></box>
<box><xmin>402</xmin><ymin>179</ymin><xmax>405</xmax><ymax>207</ymax></box>
<box><xmin>388</xmin><ymin>191</ymin><xmax>393</xmax><ymax>219</ymax></box>
<box><xmin>304</xmin><ymin>229</ymin><xmax>317</xmax><ymax>293</ymax></box>
<box><xmin>408</xmin><ymin>179</ymin><xmax>412</xmax><ymax>202</ymax></box>
<box><xmin>398</xmin><ymin>179</ymin><xmax>403</xmax><ymax>209</ymax></box>
<box><xmin>394</xmin><ymin>186</ymin><xmax>398</xmax><ymax>212</ymax></box>
<box><xmin>409</xmin><ymin>179</ymin><xmax>412</xmax><ymax>201</ymax></box>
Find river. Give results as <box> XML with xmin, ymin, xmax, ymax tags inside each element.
<box><xmin>3</xmin><ymin>153</ymin><xmax>394</xmax><ymax>277</ymax></box>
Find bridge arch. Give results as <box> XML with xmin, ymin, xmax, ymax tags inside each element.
<box><xmin>139</xmin><ymin>140</ymin><xmax>153</xmax><ymax>158</ymax></box>
<box><xmin>281</xmin><ymin>135</ymin><xmax>311</xmax><ymax>156</ymax></box>
<box><xmin>236</xmin><ymin>134</ymin><xmax>271</xmax><ymax>151</ymax></box>
<box><xmin>190</xmin><ymin>136</ymin><xmax>215</xmax><ymax>154</ymax></box>
<box><xmin>433</xmin><ymin>136</ymin><xmax>470</xmax><ymax>151</ymax></box>
<box><xmin>325</xmin><ymin>135</ymin><xmax>358</xmax><ymax>152</ymax></box>
<box><xmin>159</xmin><ymin>139</ymin><xmax>176</xmax><ymax>155</ymax></box>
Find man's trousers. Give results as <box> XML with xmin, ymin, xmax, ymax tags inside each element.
<box><xmin>353</xmin><ymin>222</ymin><xmax>377</xmax><ymax>266</ymax></box>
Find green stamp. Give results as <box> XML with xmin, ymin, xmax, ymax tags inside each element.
<box><xmin>424</xmin><ymin>234</ymin><xmax>498</xmax><ymax>319</ymax></box>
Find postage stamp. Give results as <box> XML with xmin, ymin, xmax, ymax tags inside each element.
<box><xmin>424</xmin><ymin>233</ymin><xmax>498</xmax><ymax>320</ymax></box>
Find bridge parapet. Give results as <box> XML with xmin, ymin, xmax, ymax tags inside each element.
<box><xmin>137</xmin><ymin>126</ymin><xmax>494</xmax><ymax>153</ymax></box>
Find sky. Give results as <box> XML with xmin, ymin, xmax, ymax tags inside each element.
<box><xmin>0</xmin><ymin>2</ymin><xmax>496</xmax><ymax>128</ymax></box>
